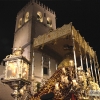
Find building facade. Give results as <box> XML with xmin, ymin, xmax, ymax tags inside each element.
<box><xmin>13</xmin><ymin>0</ymin><xmax>57</xmax><ymax>82</ymax></box>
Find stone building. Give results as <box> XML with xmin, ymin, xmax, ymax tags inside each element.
<box><xmin>13</xmin><ymin>0</ymin><xmax>57</xmax><ymax>82</ymax></box>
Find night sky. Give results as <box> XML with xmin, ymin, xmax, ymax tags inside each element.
<box><xmin>0</xmin><ymin>0</ymin><xmax>100</xmax><ymax>63</ymax></box>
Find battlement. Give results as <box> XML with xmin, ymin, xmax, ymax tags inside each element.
<box><xmin>17</xmin><ymin>0</ymin><xmax>56</xmax><ymax>17</ymax></box>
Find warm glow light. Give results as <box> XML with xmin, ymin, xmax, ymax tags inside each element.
<box><xmin>62</xmin><ymin>67</ymin><xmax>66</xmax><ymax>73</ymax></box>
<box><xmin>61</xmin><ymin>75</ymin><xmax>65</xmax><ymax>82</ymax></box>
<box><xmin>22</xmin><ymin>72</ymin><xmax>26</xmax><ymax>77</ymax></box>
<box><xmin>22</xmin><ymin>62</ymin><xmax>28</xmax><ymax>79</ymax></box>
<box><xmin>72</xmin><ymin>79</ymin><xmax>77</xmax><ymax>86</ymax></box>
<box><xmin>86</xmin><ymin>72</ymin><xmax>90</xmax><ymax>77</ymax></box>
<box><xmin>7</xmin><ymin>61</ymin><xmax>18</xmax><ymax>78</ymax></box>
<box><xmin>18</xmin><ymin>18</ymin><xmax>22</xmax><ymax>28</ymax></box>
<box><xmin>8</xmin><ymin>62</ymin><xmax>13</xmax><ymax>68</ymax></box>
<box><xmin>69</xmin><ymin>60</ymin><xmax>74</xmax><ymax>66</ymax></box>
<box><xmin>77</xmin><ymin>66</ymin><xmax>83</xmax><ymax>71</ymax></box>
<box><xmin>79</xmin><ymin>75</ymin><xmax>83</xmax><ymax>81</ymax></box>
<box><xmin>55</xmin><ymin>82</ymin><xmax>59</xmax><ymax>90</ymax></box>
<box><xmin>20</xmin><ymin>89</ymin><xmax>24</xmax><ymax>95</ymax></box>
<box><xmin>25</xmin><ymin>12</ymin><xmax>29</xmax><ymax>23</ymax></box>
<box><xmin>64</xmin><ymin>76</ymin><xmax>69</xmax><ymax>84</ymax></box>
<box><xmin>23</xmin><ymin>86</ymin><xmax>26</xmax><ymax>90</ymax></box>
<box><xmin>37</xmin><ymin>11</ymin><xmax>43</xmax><ymax>22</ymax></box>
<box><xmin>47</xmin><ymin>17</ymin><xmax>52</xmax><ymax>27</ymax></box>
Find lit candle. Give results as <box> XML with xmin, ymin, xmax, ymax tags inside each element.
<box><xmin>62</xmin><ymin>67</ymin><xmax>66</xmax><ymax>73</ymax></box>
<box><xmin>55</xmin><ymin>82</ymin><xmax>59</xmax><ymax>90</ymax></box>
<box><xmin>69</xmin><ymin>60</ymin><xmax>74</xmax><ymax>66</ymax></box>
<box><xmin>61</xmin><ymin>75</ymin><xmax>65</xmax><ymax>82</ymax></box>
<box><xmin>79</xmin><ymin>75</ymin><xmax>83</xmax><ymax>81</ymax></box>
<box><xmin>78</xmin><ymin>70</ymin><xmax>81</xmax><ymax>75</ymax></box>
<box><xmin>64</xmin><ymin>76</ymin><xmax>69</xmax><ymax>84</ymax></box>
<box><xmin>86</xmin><ymin>72</ymin><xmax>90</xmax><ymax>77</ymax></box>
<box><xmin>77</xmin><ymin>66</ymin><xmax>82</xmax><ymax>71</ymax></box>
<box><xmin>72</xmin><ymin>79</ymin><xmax>77</xmax><ymax>86</ymax></box>
<box><xmin>20</xmin><ymin>89</ymin><xmax>24</xmax><ymax>95</ymax></box>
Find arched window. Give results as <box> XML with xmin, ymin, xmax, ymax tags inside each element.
<box><xmin>37</xmin><ymin>11</ymin><xmax>43</xmax><ymax>22</ymax></box>
<box><xmin>47</xmin><ymin>17</ymin><xmax>52</xmax><ymax>27</ymax></box>
<box><xmin>18</xmin><ymin>18</ymin><xmax>22</xmax><ymax>28</ymax></box>
<box><xmin>25</xmin><ymin>12</ymin><xmax>29</xmax><ymax>23</ymax></box>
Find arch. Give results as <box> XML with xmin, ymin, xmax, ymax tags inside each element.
<box><xmin>47</xmin><ymin>17</ymin><xmax>52</xmax><ymax>27</ymax></box>
<box><xmin>37</xmin><ymin>11</ymin><xmax>43</xmax><ymax>22</ymax></box>
<box><xmin>18</xmin><ymin>18</ymin><xmax>22</xmax><ymax>28</ymax></box>
<box><xmin>25</xmin><ymin>12</ymin><xmax>29</xmax><ymax>23</ymax></box>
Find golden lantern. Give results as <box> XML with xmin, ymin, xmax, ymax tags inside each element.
<box><xmin>4</xmin><ymin>57</ymin><xmax>29</xmax><ymax>80</ymax></box>
<box><xmin>1</xmin><ymin>48</ymin><xmax>30</xmax><ymax>100</ymax></box>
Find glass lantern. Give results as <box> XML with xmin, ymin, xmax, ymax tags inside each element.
<box><xmin>4</xmin><ymin>56</ymin><xmax>29</xmax><ymax>80</ymax></box>
<box><xmin>2</xmin><ymin>48</ymin><xmax>30</xmax><ymax>100</ymax></box>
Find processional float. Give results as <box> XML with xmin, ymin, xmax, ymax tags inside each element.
<box><xmin>32</xmin><ymin>22</ymin><xmax>100</xmax><ymax>100</ymax></box>
<box><xmin>1</xmin><ymin>22</ymin><xmax>100</xmax><ymax>100</ymax></box>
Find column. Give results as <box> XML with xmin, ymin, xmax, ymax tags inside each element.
<box><xmin>93</xmin><ymin>53</ymin><xmax>97</xmax><ymax>82</ymax></box>
<box><xmin>32</xmin><ymin>51</ymin><xmax>34</xmax><ymax>79</ymax></box>
<box><xmin>72</xmin><ymin>29</ymin><xmax>77</xmax><ymax>79</ymax></box>
<box><xmin>95</xmin><ymin>52</ymin><xmax>100</xmax><ymax>84</ymax></box>
<box><xmin>56</xmin><ymin>63</ymin><xmax>58</xmax><ymax>70</ymax></box>
<box><xmin>89</xmin><ymin>53</ymin><xmax>94</xmax><ymax>81</ymax></box>
<box><xmin>49</xmin><ymin>58</ymin><xmax>51</xmax><ymax>77</ymax></box>
<box><xmin>86</xmin><ymin>54</ymin><xmax>88</xmax><ymax>71</ymax></box>
<box><xmin>41</xmin><ymin>55</ymin><xmax>43</xmax><ymax>78</ymax></box>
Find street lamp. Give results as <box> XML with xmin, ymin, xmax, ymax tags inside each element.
<box><xmin>1</xmin><ymin>47</ymin><xmax>30</xmax><ymax>100</ymax></box>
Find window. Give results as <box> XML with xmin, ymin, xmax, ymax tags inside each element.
<box><xmin>37</xmin><ymin>11</ymin><xmax>43</xmax><ymax>22</ymax></box>
<box><xmin>43</xmin><ymin>67</ymin><xmax>48</xmax><ymax>75</ymax></box>
<box><xmin>18</xmin><ymin>18</ymin><xmax>22</xmax><ymax>28</ymax></box>
<box><xmin>25</xmin><ymin>12</ymin><xmax>29</xmax><ymax>23</ymax></box>
<box><xmin>43</xmin><ymin>54</ymin><xmax>49</xmax><ymax>75</ymax></box>
<box><xmin>47</xmin><ymin>17</ymin><xmax>52</xmax><ymax>27</ymax></box>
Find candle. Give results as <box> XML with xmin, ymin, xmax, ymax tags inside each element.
<box><xmin>62</xmin><ymin>67</ymin><xmax>66</xmax><ymax>73</ymax></box>
<box><xmin>79</xmin><ymin>75</ymin><xmax>83</xmax><ymax>81</ymax></box>
<box><xmin>86</xmin><ymin>72</ymin><xmax>90</xmax><ymax>77</ymax></box>
<box><xmin>78</xmin><ymin>70</ymin><xmax>81</xmax><ymax>75</ymax></box>
<box><xmin>55</xmin><ymin>82</ymin><xmax>59</xmax><ymax>90</ymax></box>
<box><xmin>72</xmin><ymin>79</ymin><xmax>77</xmax><ymax>86</ymax></box>
<box><xmin>77</xmin><ymin>66</ymin><xmax>82</xmax><ymax>71</ymax></box>
<box><xmin>20</xmin><ymin>89</ymin><xmax>24</xmax><ymax>95</ymax></box>
<box><xmin>61</xmin><ymin>75</ymin><xmax>65</xmax><ymax>82</ymax></box>
<box><xmin>69</xmin><ymin>60</ymin><xmax>74</xmax><ymax>66</ymax></box>
<box><xmin>64</xmin><ymin>76</ymin><xmax>69</xmax><ymax>84</ymax></box>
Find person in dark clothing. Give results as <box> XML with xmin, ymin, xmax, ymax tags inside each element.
<box><xmin>40</xmin><ymin>92</ymin><xmax>54</xmax><ymax>100</ymax></box>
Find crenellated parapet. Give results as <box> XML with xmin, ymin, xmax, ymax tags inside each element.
<box><xmin>15</xmin><ymin>0</ymin><xmax>56</xmax><ymax>32</ymax></box>
<box><xmin>33</xmin><ymin>0</ymin><xmax>56</xmax><ymax>15</ymax></box>
<box><xmin>17</xmin><ymin>0</ymin><xmax>56</xmax><ymax>17</ymax></box>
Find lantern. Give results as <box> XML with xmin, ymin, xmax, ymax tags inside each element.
<box><xmin>4</xmin><ymin>56</ymin><xmax>29</xmax><ymax>80</ymax></box>
<box><xmin>1</xmin><ymin>48</ymin><xmax>30</xmax><ymax>100</ymax></box>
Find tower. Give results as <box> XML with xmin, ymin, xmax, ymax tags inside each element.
<box><xmin>13</xmin><ymin>0</ymin><xmax>57</xmax><ymax>82</ymax></box>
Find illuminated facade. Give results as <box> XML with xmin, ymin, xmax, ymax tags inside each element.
<box><xmin>13</xmin><ymin>0</ymin><xmax>57</xmax><ymax>82</ymax></box>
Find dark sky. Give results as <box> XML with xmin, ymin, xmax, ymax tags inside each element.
<box><xmin>0</xmin><ymin>0</ymin><xmax>100</xmax><ymax>63</ymax></box>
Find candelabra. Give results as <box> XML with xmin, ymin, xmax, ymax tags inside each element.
<box><xmin>54</xmin><ymin>65</ymin><xmax>100</xmax><ymax>100</ymax></box>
